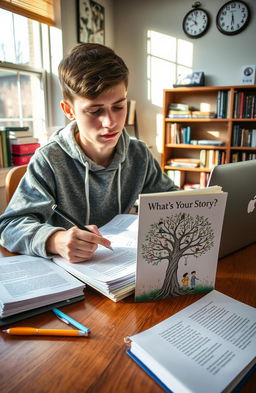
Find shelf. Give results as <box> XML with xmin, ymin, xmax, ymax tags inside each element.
<box><xmin>164</xmin><ymin>166</ymin><xmax>212</xmax><ymax>173</ymax></box>
<box><xmin>162</xmin><ymin>85</ymin><xmax>256</xmax><ymax>188</ymax></box>
<box><xmin>165</xmin><ymin>144</ymin><xmax>227</xmax><ymax>150</ymax></box>
<box><xmin>165</xmin><ymin>118</ymin><xmax>229</xmax><ymax>123</ymax></box>
<box><xmin>231</xmin><ymin>146</ymin><xmax>256</xmax><ymax>150</ymax></box>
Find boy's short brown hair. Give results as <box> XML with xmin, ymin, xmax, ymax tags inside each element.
<box><xmin>58</xmin><ymin>43</ymin><xmax>129</xmax><ymax>102</ymax></box>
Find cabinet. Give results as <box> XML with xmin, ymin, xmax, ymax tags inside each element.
<box><xmin>162</xmin><ymin>85</ymin><xmax>256</xmax><ymax>188</ymax></box>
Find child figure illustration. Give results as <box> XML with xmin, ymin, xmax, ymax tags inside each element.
<box><xmin>190</xmin><ymin>271</ymin><xmax>199</xmax><ymax>289</ymax></box>
<box><xmin>182</xmin><ymin>273</ymin><xmax>189</xmax><ymax>288</ymax></box>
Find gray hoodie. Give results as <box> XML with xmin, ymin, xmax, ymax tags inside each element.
<box><xmin>0</xmin><ymin>121</ymin><xmax>178</xmax><ymax>258</ymax></box>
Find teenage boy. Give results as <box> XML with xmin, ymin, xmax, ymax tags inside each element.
<box><xmin>0</xmin><ymin>43</ymin><xmax>178</xmax><ymax>262</ymax></box>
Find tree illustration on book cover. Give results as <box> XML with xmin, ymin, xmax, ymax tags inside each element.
<box><xmin>137</xmin><ymin>212</ymin><xmax>215</xmax><ymax>301</ymax></box>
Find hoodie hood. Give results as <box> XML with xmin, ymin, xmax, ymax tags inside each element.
<box><xmin>50</xmin><ymin>121</ymin><xmax>130</xmax><ymax>172</ymax></box>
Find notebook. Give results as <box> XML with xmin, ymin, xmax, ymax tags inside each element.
<box><xmin>207</xmin><ymin>160</ymin><xmax>256</xmax><ymax>257</ymax></box>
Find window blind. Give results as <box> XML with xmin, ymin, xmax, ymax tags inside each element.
<box><xmin>0</xmin><ymin>0</ymin><xmax>55</xmax><ymax>26</ymax></box>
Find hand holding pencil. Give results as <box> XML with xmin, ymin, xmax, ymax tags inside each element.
<box><xmin>46</xmin><ymin>204</ymin><xmax>113</xmax><ymax>263</ymax></box>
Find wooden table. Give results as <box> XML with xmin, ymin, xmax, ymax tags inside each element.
<box><xmin>0</xmin><ymin>244</ymin><xmax>255</xmax><ymax>393</ymax></box>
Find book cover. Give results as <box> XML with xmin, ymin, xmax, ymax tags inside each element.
<box><xmin>135</xmin><ymin>187</ymin><xmax>227</xmax><ymax>301</ymax></box>
<box><xmin>11</xmin><ymin>142</ymin><xmax>40</xmax><ymax>155</ymax></box>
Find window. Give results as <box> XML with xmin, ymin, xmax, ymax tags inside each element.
<box><xmin>0</xmin><ymin>9</ymin><xmax>46</xmax><ymax>138</ymax></box>
<box><xmin>147</xmin><ymin>30</ymin><xmax>193</xmax><ymax>107</ymax></box>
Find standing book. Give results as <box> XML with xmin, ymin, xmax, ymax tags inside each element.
<box><xmin>126</xmin><ymin>290</ymin><xmax>256</xmax><ymax>393</ymax></box>
<box><xmin>135</xmin><ymin>187</ymin><xmax>227</xmax><ymax>301</ymax></box>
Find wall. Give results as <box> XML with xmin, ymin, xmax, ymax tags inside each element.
<box><xmin>113</xmin><ymin>0</ymin><xmax>256</xmax><ymax>161</ymax></box>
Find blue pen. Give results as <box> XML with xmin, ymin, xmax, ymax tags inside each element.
<box><xmin>52</xmin><ymin>308</ymin><xmax>90</xmax><ymax>334</ymax></box>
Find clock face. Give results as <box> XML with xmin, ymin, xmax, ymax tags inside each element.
<box><xmin>183</xmin><ymin>8</ymin><xmax>210</xmax><ymax>38</ymax></box>
<box><xmin>216</xmin><ymin>1</ymin><xmax>250</xmax><ymax>35</ymax></box>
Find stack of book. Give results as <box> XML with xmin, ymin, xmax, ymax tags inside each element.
<box><xmin>167</xmin><ymin>158</ymin><xmax>201</xmax><ymax>168</ymax></box>
<box><xmin>191</xmin><ymin>111</ymin><xmax>216</xmax><ymax>118</ymax></box>
<box><xmin>167</xmin><ymin>103</ymin><xmax>192</xmax><ymax>118</ymax></box>
<box><xmin>8</xmin><ymin>127</ymin><xmax>40</xmax><ymax>166</ymax></box>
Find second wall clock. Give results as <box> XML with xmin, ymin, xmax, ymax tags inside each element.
<box><xmin>216</xmin><ymin>1</ymin><xmax>250</xmax><ymax>35</ymax></box>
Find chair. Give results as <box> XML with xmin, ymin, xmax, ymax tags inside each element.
<box><xmin>5</xmin><ymin>165</ymin><xmax>27</xmax><ymax>203</ymax></box>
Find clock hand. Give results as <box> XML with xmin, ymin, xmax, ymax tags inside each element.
<box><xmin>231</xmin><ymin>12</ymin><xmax>234</xmax><ymax>25</ymax></box>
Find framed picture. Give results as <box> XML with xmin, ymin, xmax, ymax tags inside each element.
<box><xmin>77</xmin><ymin>0</ymin><xmax>105</xmax><ymax>44</ymax></box>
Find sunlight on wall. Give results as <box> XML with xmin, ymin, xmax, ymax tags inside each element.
<box><xmin>147</xmin><ymin>30</ymin><xmax>193</xmax><ymax>152</ymax></box>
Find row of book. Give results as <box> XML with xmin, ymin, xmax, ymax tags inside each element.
<box><xmin>166</xmin><ymin>169</ymin><xmax>210</xmax><ymax>189</ymax></box>
<box><xmin>231</xmin><ymin>152</ymin><xmax>256</xmax><ymax>162</ymax></box>
<box><xmin>216</xmin><ymin>90</ymin><xmax>228</xmax><ymax>118</ymax></box>
<box><xmin>167</xmin><ymin>91</ymin><xmax>228</xmax><ymax>120</ymax></box>
<box><xmin>232</xmin><ymin>125</ymin><xmax>256</xmax><ymax>147</ymax></box>
<box><xmin>166</xmin><ymin>123</ymin><xmax>191</xmax><ymax>144</ymax></box>
<box><xmin>166</xmin><ymin>150</ymin><xmax>225</xmax><ymax>170</ymax></box>
<box><xmin>166</xmin><ymin>123</ymin><xmax>224</xmax><ymax>146</ymax></box>
<box><xmin>233</xmin><ymin>91</ymin><xmax>256</xmax><ymax>119</ymax></box>
<box><xmin>0</xmin><ymin>127</ymin><xmax>40</xmax><ymax>168</ymax></box>
<box><xmin>200</xmin><ymin>149</ymin><xmax>226</xmax><ymax>168</ymax></box>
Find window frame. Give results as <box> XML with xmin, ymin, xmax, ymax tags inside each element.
<box><xmin>0</xmin><ymin>18</ymin><xmax>51</xmax><ymax>136</ymax></box>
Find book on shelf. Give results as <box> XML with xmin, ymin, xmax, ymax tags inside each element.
<box><xmin>11</xmin><ymin>142</ymin><xmax>41</xmax><ymax>155</ymax></box>
<box><xmin>53</xmin><ymin>214</ymin><xmax>138</xmax><ymax>302</ymax></box>
<box><xmin>9</xmin><ymin>130</ymin><xmax>33</xmax><ymax>138</ymax></box>
<box><xmin>0</xmin><ymin>128</ymin><xmax>12</xmax><ymax>168</ymax></box>
<box><xmin>168</xmin><ymin>111</ymin><xmax>192</xmax><ymax>119</ymax></box>
<box><xmin>191</xmin><ymin>111</ymin><xmax>216</xmax><ymax>119</ymax></box>
<box><xmin>167</xmin><ymin>158</ymin><xmax>201</xmax><ymax>168</ymax></box>
<box><xmin>0</xmin><ymin>255</ymin><xmax>85</xmax><ymax>326</ymax></box>
<box><xmin>166</xmin><ymin>124</ymin><xmax>191</xmax><ymax>145</ymax></box>
<box><xmin>134</xmin><ymin>186</ymin><xmax>227</xmax><ymax>301</ymax></box>
<box><xmin>216</xmin><ymin>90</ymin><xmax>228</xmax><ymax>118</ymax></box>
<box><xmin>183</xmin><ymin>183</ymin><xmax>200</xmax><ymax>190</ymax></box>
<box><xmin>168</xmin><ymin>103</ymin><xmax>189</xmax><ymax>111</ymax></box>
<box><xmin>126</xmin><ymin>290</ymin><xmax>256</xmax><ymax>393</ymax></box>
<box><xmin>11</xmin><ymin>141</ymin><xmax>40</xmax><ymax>166</ymax></box>
<box><xmin>190</xmin><ymin>139</ymin><xmax>224</xmax><ymax>146</ymax></box>
<box><xmin>10</xmin><ymin>136</ymin><xmax>39</xmax><ymax>145</ymax></box>
<box><xmin>233</xmin><ymin>90</ymin><xmax>256</xmax><ymax>119</ymax></box>
<box><xmin>166</xmin><ymin>170</ymin><xmax>185</xmax><ymax>188</ymax></box>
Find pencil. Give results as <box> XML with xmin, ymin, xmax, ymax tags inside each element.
<box><xmin>52</xmin><ymin>204</ymin><xmax>113</xmax><ymax>251</ymax></box>
<box><xmin>2</xmin><ymin>327</ymin><xmax>89</xmax><ymax>337</ymax></box>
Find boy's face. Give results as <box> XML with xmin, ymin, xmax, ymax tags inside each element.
<box><xmin>61</xmin><ymin>83</ymin><xmax>127</xmax><ymax>161</ymax></box>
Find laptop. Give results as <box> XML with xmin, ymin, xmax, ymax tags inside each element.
<box><xmin>207</xmin><ymin>160</ymin><xmax>256</xmax><ymax>258</ymax></box>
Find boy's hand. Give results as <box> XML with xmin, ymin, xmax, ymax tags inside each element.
<box><xmin>46</xmin><ymin>225</ymin><xmax>111</xmax><ymax>262</ymax></box>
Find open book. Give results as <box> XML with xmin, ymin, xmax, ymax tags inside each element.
<box><xmin>0</xmin><ymin>255</ymin><xmax>85</xmax><ymax>326</ymax></box>
<box><xmin>53</xmin><ymin>214</ymin><xmax>138</xmax><ymax>302</ymax></box>
<box><xmin>126</xmin><ymin>290</ymin><xmax>256</xmax><ymax>393</ymax></box>
<box><xmin>135</xmin><ymin>186</ymin><xmax>227</xmax><ymax>301</ymax></box>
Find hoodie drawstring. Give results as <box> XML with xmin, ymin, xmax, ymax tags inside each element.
<box><xmin>84</xmin><ymin>162</ymin><xmax>122</xmax><ymax>224</ymax></box>
<box><xmin>84</xmin><ymin>162</ymin><xmax>90</xmax><ymax>225</ymax></box>
<box><xmin>117</xmin><ymin>163</ymin><xmax>122</xmax><ymax>214</ymax></box>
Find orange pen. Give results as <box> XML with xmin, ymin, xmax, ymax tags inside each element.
<box><xmin>2</xmin><ymin>327</ymin><xmax>89</xmax><ymax>337</ymax></box>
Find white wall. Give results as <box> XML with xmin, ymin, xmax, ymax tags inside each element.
<box><xmin>113</xmin><ymin>0</ymin><xmax>256</xmax><ymax>161</ymax></box>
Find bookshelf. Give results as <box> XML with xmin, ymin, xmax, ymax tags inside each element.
<box><xmin>162</xmin><ymin>85</ymin><xmax>256</xmax><ymax>188</ymax></box>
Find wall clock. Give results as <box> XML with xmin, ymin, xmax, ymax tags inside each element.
<box><xmin>183</xmin><ymin>2</ymin><xmax>210</xmax><ymax>39</ymax></box>
<box><xmin>216</xmin><ymin>1</ymin><xmax>250</xmax><ymax>35</ymax></box>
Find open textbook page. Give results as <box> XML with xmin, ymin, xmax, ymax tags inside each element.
<box><xmin>127</xmin><ymin>290</ymin><xmax>256</xmax><ymax>393</ymax></box>
<box><xmin>53</xmin><ymin>214</ymin><xmax>138</xmax><ymax>302</ymax></box>
<box><xmin>0</xmin><ymin>255</ymin><xmax>85</xmax><ymax>319</ymax></box>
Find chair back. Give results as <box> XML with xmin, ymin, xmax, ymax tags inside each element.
<box><xmin>5</xmin><ymin>165</ymin><xmax>27</xmax><ymax>203</ymax></box>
